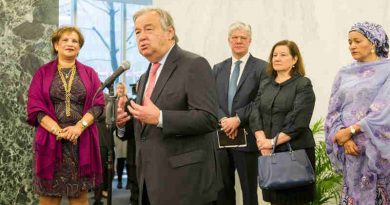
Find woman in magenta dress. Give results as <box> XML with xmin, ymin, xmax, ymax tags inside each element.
<box><xmin>27</xmin><ymin>26</ymin><xmax>104</xmax><ymax>205</ymax></box>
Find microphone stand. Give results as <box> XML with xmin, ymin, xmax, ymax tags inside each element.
<box><xmin>105</xmin><ymin>84</ymin><xmax>116</xmax><ymax>205</ymax></box>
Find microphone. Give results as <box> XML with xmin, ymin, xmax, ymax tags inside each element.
<box><xmin>98</xmin><ymin>61</ymin><xmax>131</xmax><ymax>92</ymax></box>
<box><xmin>105</xmin><ymin>96</ymin><xmax>116</xmax><ymax>129</ymax></box>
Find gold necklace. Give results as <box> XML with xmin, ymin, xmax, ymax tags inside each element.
<box><xmin>57</xmin><ymin>64</ymin><xmax>76</xmax><ymax>117</ymax></box>
<box><xmin>62</xmin><ymin>69</ymin><xmax>71</xmax><ymax>79</ymax></box>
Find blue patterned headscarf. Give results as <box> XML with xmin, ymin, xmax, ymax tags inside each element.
<box><xmin>349</xmin><ymin>21</ymin><xmax>389</xmax><ymax>58</ymax></box>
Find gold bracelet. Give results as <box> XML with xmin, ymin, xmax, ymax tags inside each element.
<box><xmin>55</xmin><ymin>129</ymin><xmax>63</xmax><ymax>141</ymax></box>
<box><xmin>50</xmin><ymin>125</ymin><xmax>56</xmax><ymax>133</ymax></box>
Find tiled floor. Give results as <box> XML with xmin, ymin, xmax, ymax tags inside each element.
<box><xmin>58</xmin><ymin>172</ymin><xmax>286</xmax><ymax>205</ymax></box>
<box><xmin>59</xmin><ymin>171</ymin><xmax>336</xmax><ymax>205</ymax></box>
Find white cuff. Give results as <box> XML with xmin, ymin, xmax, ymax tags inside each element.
<box><xmin>235</xmin><ymin>114</ymin><xmax>241</xmax><ymax>124</ymax></box>
<box><xmin>117</xmin><ymin>126</ymin><xmax>125</xmax><ymax>138</ymax></box>
<box><xmin>157</xmin><ymin>110</ymin><xmax>163</xmax><ymax>128</ymax></box>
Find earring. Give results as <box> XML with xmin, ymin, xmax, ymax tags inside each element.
<box><xmin>371</xmin><ymin>48</ymin><xmax>375</xmax><ymax>53</ymax></box>
<box><xmin>292</xmin><ymin>65</ymin><xmax>295</xmax><ymax>68</ymax></box>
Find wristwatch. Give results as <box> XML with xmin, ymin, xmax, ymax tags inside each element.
<box><xmin>271</xmin><ymin>137</ymin><xmax>276</xmax><ymax>147</ymax></box>
<box><xmin>349</xmin><ymin>125</ymin><xmax>356</xmax><ymax>135</ymax></box>
<box><xmin>79</xmin><ymin>120</ymin><xmax>88</xmax><ymax>130</ymax></box>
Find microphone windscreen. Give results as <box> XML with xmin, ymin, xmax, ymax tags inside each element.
<box><xmin>121</xmin><ymin>61</ymin><xmax>131</xmax><ymax>70</ymax></box>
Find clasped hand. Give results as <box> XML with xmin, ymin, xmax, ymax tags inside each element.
<box><xmin>254</xmin><ymin>131</ymin><xmax>272</xmax><ymax>156</ymax></box>
<box><xmin>343</xmin><ymin>139</ymin><xmax>360</xmax><ymax>156</ymax></box>
<box><xmin>220</xmin><ymin>117</ymin><xmax>240</xmax><ymax>139</ymax></box>
<box><xmin>333</xmin><ymin>128</ymin><xmax>359</xmax><ymax>156</ymax></box>
<box><xmin>58</xmin><ymin>125</ymin><xmax>83</xmax><ymax>144</ymax></box>
<box><xmin>333</xmin><ymin>128</ymin><xmax>352</xmax><ymax>145</ymax></box>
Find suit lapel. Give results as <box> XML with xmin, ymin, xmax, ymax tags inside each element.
<box><xmin>236</xmin><ymin>54</ymin><xmax>254</xmax><ymax>92</ymax></box>
<box><xmin>140</xmin><ymin>45</ymin><xmax>179</xmax><ymax>134</ymax></box>
<box><xmin>222</xmin><ymin>59</ymin><xmax>232</xmax><ymax>103</ymax></box>
<box><xmin>136</xmin><ymin>65</ymin><xmax>150</xmax><ymax>105</ymax></box>
<box><xmin>150</xmin><ymin>46</ymin><xmax>179</xmax><ymax>103</ymax></box>
<box><xmin>135</xmin><ymin>69</ymin><xmax>149</xmax><ymax>133</ymax></box>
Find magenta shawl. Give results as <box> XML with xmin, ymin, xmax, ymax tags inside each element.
<box><xmin>27</xmin><ymin>59</ymin><xmax>104</xmax><ymax>185</ymax></box>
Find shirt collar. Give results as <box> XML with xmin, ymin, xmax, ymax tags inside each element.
<box><xmin>155</xmin><ymin>44</ymin><xmax>175</xmax><ymax>66</ymax></box>
<box><xmin>232</xmin><ymin>52</ymin><xmax>250</xmax><ymax>65</ymax></box>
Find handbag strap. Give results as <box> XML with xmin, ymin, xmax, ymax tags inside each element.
<box><xmin>271</xmin><ymin>133</ymin><xmax>293</xmax><ymax>154</ymax></box>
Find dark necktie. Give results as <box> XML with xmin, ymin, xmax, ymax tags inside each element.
<box><xmin>228</xmin><ymin>60</ymin><xmax>241</xmax><ymax>114</ymax></box>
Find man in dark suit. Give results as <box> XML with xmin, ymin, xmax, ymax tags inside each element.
<box><xmin>117</xmin><ymin>87</ymin><xmax>139</xmax><ymax>205</ymax></box>
<box><xmin>213</xmin><ymin>22</ymin><xmax>267</xmax><ymax>205</ymax></box>
<box><xmin>118</xmin><ymin>110</ymin><xmax>139</xmax><ymax>205</ymax></box>
<box><xmin>94</xmin><ymin>94</ymin><xmax>115</xmax><ymax>205</ymax></box>
<box><xmin>116</xmin><ymin>7</ymin><xmax>222</xmax><ymax>205</ymax></box>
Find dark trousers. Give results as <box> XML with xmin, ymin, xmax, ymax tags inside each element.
<box><xmin>142</xmin><ymin>183</ymin><xmax>150</xmax><ymax>205</ymax></box>
<box><xmin>116</xmin><ymin>157</ymin><xmax>128</xmax><ymax>183</ymax></box>
<box><xmin>94</xmin><ymin>146</ymin><xmax>115</xmax><ymax>203</ymax></box>
<box><xmin>128</xmin><ymin>164</ymin><xmax>139</xmax><ymax>204</ymax></box>
<box><xmin>142</xmin><ymin>182</ymin><xmax>216</xmax><ymax>205</ymax></box>
<box><xmin>216</xmin><ymin>149</ymin><xmax>258</xmax><ymax>205</ymax></box>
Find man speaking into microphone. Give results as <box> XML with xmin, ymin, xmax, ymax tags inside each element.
<box><xmin>116</xmin><ymin>7</ymin><xmax>222</xmax><ymax>205</ymax></box>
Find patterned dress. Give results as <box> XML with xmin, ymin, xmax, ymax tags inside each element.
<box><xmin>33</xmin><ymin>68</ymin><xmax>102</xmax><ymax>197</ymax></box>
<box><xmin>325</xmin><ymin>59</ymin><xmax>390</xmax><ymax>205</ymax></box>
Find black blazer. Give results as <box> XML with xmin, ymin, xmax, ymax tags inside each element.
<box><xmin>250</xmin><ymin>74</ymin><xmax>316</xmax><ymax>152</ymax></box>
<box><xmin>213</xmin><ymin>54</ymin><xmax>267</xmax><ymax>152</ymax></box>
<box><xmin>97</xmin><ymin>94</ymin><xmax>114</xmax><ymax>148</ymax></box>
<box><xmin>127</xmin><ymin>44</ymin><xmax>222</xmax><ymax>205</ymax></box>
<box><xmin>118</xmin><ymin>99</ymin><xmax>136</xmax><ymax>165</ymax></box>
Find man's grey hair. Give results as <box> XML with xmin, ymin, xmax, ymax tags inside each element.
<box><xmin>133</xmin><ymin>7</ymin><xmax>179</xmax><ymax>43</ymax></box>
<box><xmin>228</xmin><ymin>21</ymin><xmax>252</xmax><ymax>38</ymax></box>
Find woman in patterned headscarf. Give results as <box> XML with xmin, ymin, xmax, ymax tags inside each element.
<box><xmin>325</xmin><ymin>22</ymin><xmax>390</xmax><ymax>205</ymax></box>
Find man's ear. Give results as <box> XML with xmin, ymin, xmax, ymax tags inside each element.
<box><xmin>167</xmin><ymin>26</ymin><xmax>175</xmax><ymax>40</ymax></box>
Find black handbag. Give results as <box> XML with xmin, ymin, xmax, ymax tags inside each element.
<box><xmin>258</xmin><ymin>136</ymin><xmax>315</xmax><ymax>190</ymax></box>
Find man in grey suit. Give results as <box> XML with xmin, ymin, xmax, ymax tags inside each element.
<box><xmin>116</xmin><ymin>7</ymin><xmax>222</xmax><ymax>205</ymax></box>
<box><xmin>213</xmin><ymin>22</ymin><xmax>267</xmax><ymax>205</ymax></box>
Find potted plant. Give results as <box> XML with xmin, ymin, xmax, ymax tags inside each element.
<box><xmin>311</xmin><ymin>119</ymin><xmax>342</xmax><ymax>205</ymax></box>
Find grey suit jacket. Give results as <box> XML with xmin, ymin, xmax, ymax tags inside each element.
<box><xmin>213</xmin><ymin>54</ymin><xmax>267</xmax><ymax>152</ymax></box>
<box><xmin>131</xmin><ymin>44</ymin><xmax>222</xmax><ymax>205</ymax></box>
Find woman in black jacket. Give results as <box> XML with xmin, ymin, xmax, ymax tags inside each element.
<box><xmin>250</xmin><ymin>40</ymin><xmax>316</xmax><ymax>205</ymax></box>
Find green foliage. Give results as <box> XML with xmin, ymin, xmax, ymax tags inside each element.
<box><xmin>311</xmin><ymin>118</ymin><xmax>325</xmax><ymax>136</ymax></box>
<box><xmin>311</xmin><ymin>141</ymin><xmax>342</xmax><ymax>205</ymax></box>
<box><xmin>310</xmin><ymin>119</ymin><xmax>342</xmax><ymax>205</ymax></box>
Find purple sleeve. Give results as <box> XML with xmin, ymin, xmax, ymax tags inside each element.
<box><xmin>325</xmin><ymin>73</ymin><xmax>346</xmax><ymax>172</ymax></box>
<box><xmin>358</xmin><ymin>75</ymin><xmax>390</xmax><ymax>170</ymax></box>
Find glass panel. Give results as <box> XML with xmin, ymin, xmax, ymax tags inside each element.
<box><xmin>125</xmin><ymin>4</ymin><xmax>149</xmax><ymax>98</ymax></box>
<box><xmin>58</xmin><ymin>0</ymin><xmax>150</xmax><ymax>96</ymax></box>
<box><xmin>59</xmin><ymin>0</ymin><xmax>72</xmax><ymax>25</ymax></box>
<box><xmin>76</xmin><ymin>0</ymin><xmax>123</xmax><ymax>85</ymax></box>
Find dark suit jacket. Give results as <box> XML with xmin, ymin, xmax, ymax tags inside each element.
<box><xmin>213</xmin><ymin>55</ymin><xmax>267</xmax><ymax>152</ymax></box>
<box><xmin>119</xmin><ymin>99</ymin><xmax>136</xmax><ymax>165</ymax></box>
<box><xmin>129</xmin><ymin>44</ymin><xmax>222</xmax><ymax>205</ymax></box>
<box><xmin>97</xmin><ymin>94</ymin><xmax>114</xmax><ymax>148</ymax></box>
